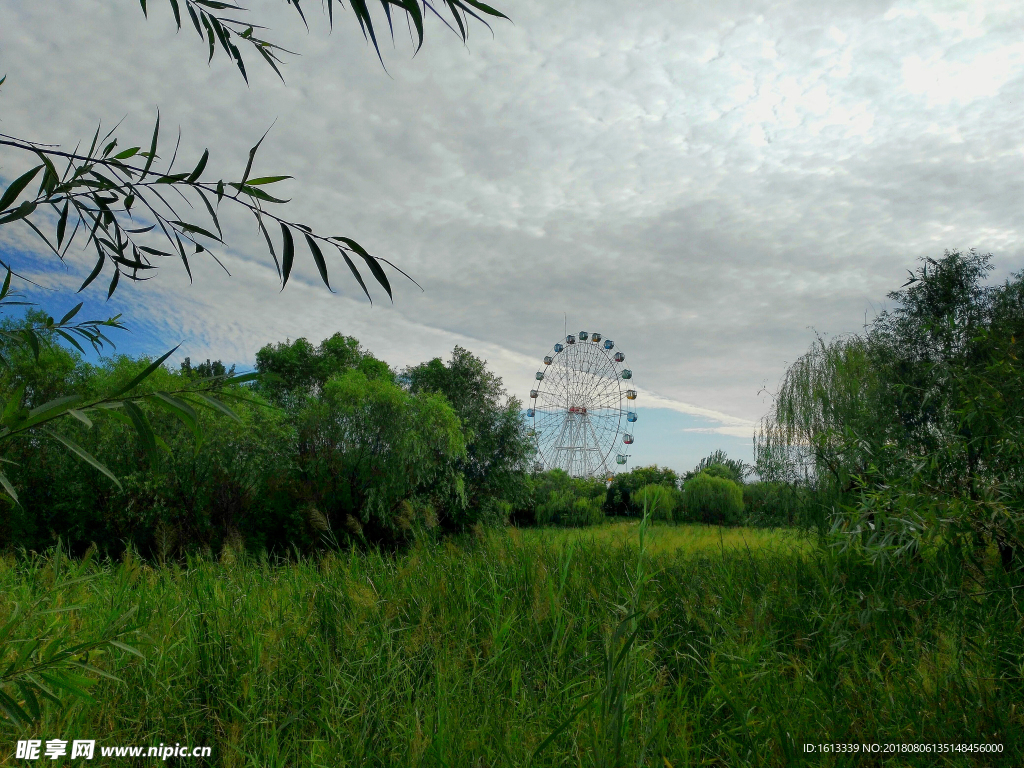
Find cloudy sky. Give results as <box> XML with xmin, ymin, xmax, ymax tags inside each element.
<box><xmin>2</xmin><ymin>0</ymin><xmax>1023</xmax><ymax>473</ymax></box>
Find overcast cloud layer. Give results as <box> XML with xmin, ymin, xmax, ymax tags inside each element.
<box><xmin>2</xmin><ymin>0</ymin><xmax>1023</xmax><ymax>472</ymax></box>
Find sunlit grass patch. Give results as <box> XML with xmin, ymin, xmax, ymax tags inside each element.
<box><xmin>520</xmin><ymin>519</ymin><xmax>812</xmax><ymax>557</ymax></box>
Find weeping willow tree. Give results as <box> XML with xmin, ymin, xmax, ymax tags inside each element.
<box><xmin>755</xmin><ymin>250</ymin><xmax>1024</xmax><ymax>570</ymax></box>
<box><xmin>754</xmin><ymin>333</ymin><xmax>886</xmax><ymax>489</ymax></box>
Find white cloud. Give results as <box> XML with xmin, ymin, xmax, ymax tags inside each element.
<box><xmin>2</xmin><ymin>0</ymin><xmax>1024</xmax><ymax>457</ymax></box>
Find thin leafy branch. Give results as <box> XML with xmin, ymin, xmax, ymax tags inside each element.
<box><xmin>142</xmin><ymin>0</ymin><xmax>509</xmax><ymax>80</ymax></box>
<box><xmin>0</xmin><ymin>268</ymin><xmax>126</xmax><ymax>366</ymax></box>
<box><xmin>0</xmin><ymin>119</ymin><xmax>420</xmax><ymax>303</ymax></box>
<box><xmin>0</xmin><ymin>271</ymin><xmax>268</xmax><ymax>505</ymax></box>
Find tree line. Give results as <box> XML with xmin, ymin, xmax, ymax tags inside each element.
<box><xmin>0</xmin><ymin>328</ymin><xmax>532</xmax><ymax>556</ymax></box>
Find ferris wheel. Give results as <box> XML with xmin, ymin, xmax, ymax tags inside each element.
<box><xmin>526</xmin><ymin>331</ymin><xmax>637</xmax><ymax>479</ymax></box>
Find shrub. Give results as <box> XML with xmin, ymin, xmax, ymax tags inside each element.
<box><xmin>605</xmin><ymin>465</ymin><xmax>680</xmax><ymax>516</ymax></box>
<box><xmin>634</xmin><ymin>483</ymin><xmax>677</xmax><ymax>521</ymax></box>
<box><xmin>742</xmin><ymin>481</ymin><xmax>804</xmax><ymax>527</ymax></box>
<box><xmin>682</xmin><ymin>450</ymin><xmax>748</xmax><ymax>484</ymax></box>
<box><xmin>530</xmin><ymin>470</ymin><xmax>606</xmax><ymax>527</ymax></box>
<box><xmin>681</xmin><ymin>473</ymin><xmax>744</xmax><ymax>526</ymax></box>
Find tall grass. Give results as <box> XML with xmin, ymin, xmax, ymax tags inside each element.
<box><xmin>1</xmin><ymin>524</ymin><xmax>1021</xmax><ymax>766</ymax></box>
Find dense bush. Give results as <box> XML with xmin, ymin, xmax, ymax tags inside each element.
<box><xmin>682</xmin><ymin>450</ymin><xmax>747</xmax><ymax>484</ymax></box>
<box><xmin>0</xmin><ymin>332</ymin><xmax>530</xmax><ymax>555</ymax></box>
<box><xmin>634</xmin><ymin>483</ymin><xmax>678</xmax><ymax>521</ymax></box>
<box><xmin>605</xmin><ymin>465</ymin><xmax>679</xmax><ymax>516</ymax></box>
<box><xmin>742</xmin><ymin>481</ymin><xmax>805</xmax><ymax>527</ymax></box>
<box><xmin>680</xmin><ymin>473</ymin><xmax>744</xmax><ymax>526</ymax></box>
<box><xmin>757</xmin><ymin>250</ymin><xmax>1024</xmax><ymax>570</ymax></box>
<box><xmin>403</xmin><ymin>346</ymin><xmax>533</xmax><ymax>525</ymax></box>
<box><xmin>522</xmin><ymin>469</ymin><xmax>607</xmax><ymax>527</ymax></box>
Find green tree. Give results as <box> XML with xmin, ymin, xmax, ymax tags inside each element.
<box><xmin>295</xmin><ymin>369</ymin><xmax>467</xmax><ymax>543</ymax></box>
<box><xmin>756</xmin><ymin>250</ymin><xmax>1024</xmax><ymax>569</ymax></box>
<box><xmin>404</xmin><ymin>346</ymin><xmax>532</xmax><ymax>523</ymax></box>
<box><xmin>605</xmin><ymin>465</ymin><xmax>679</xmax><ymax>516</ymax></box>
<box><xmin>255</xmin><ymin>333</ymin><xmax>370</xmax><ymax>402</ymax></box>
<box><xmin>682</xmin><ymin>450</ymin><xmax>748</xmax><ymax>484</ymax></box>
<box><xmin>680</xmin><ymin>473</ymin><xmax>744</xmax><ymax>526</ymax></box>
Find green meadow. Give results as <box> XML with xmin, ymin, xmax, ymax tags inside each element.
<box><xmin>2</xmin><ymin>521</ymin><xmax>1019</xmax><ymax>766</ymax></box>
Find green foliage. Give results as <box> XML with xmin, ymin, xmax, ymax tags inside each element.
<box><xmin>742</xmin><ymin>481</ymin><xmax>804</xmax><ymax>527</ymax></box>
<box><xmin>295</xmin><ymin>369</ymin><xmax>467</xmax><ymax>542</ymax></box>
<box><xmin>756</xmin><ymin>250</ymin><xmax>1024</xmax><ymax>570</ymax></box>
<box><xmin>254</xmin><ymin>333</ymin><xmax>368</xmax><ymax>402</ymax></box>
<box><xmin>529</xmin><ymin>469</ymin><xmax>607</xmax><ymax>527</ymax></box>
<box><xmin>2</xmin><ymin>529</ymin><xmax>1021</xmax><ymax>761</ymax></box>
<box><xmin>0</xmin><ymin>554</ymin><xmax>141</xmax><ymax>729</ymax></box>
<box><xmin>404</xmin><ymin>346</ymin><xmax>533</xmax><ymax>523</ymax></box>
<box><xmin>680</xmin><ymin>473</ymin><xmax>744</xmax><ymax>526</ymax></box>
<box><xmin>683</xmin><ymin>449</ymin><xmax>747</xmax><ymax>484</ymax></box>
<box><xmin>634</xmin><ymin>483</ymin><xmax>677</xmax><ymax>521</ymax></box>
<box><xmin>605</xmin><ymin>465</ymin><xmax>679</xmax><ymax>516</ymax></box>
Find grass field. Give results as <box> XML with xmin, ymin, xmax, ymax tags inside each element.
<box><xmin>521</xmin><ymin>519</ymin><xmax>813</xmax><ymax>557</ymax></box>
<box><xmin>2</xmin><ymin>522</ymin><xmax>1022</xmax><ymax>766</ymax></box>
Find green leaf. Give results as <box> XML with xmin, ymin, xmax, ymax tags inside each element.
<box><xmin>280</xmin><ymin>223</ymin><xmax>295</xmax><ymax>289</ymax></box>
<box><xmin>0</xmin><ymin>470</ymin><xmax>19</xmax><ymax>505</ymax></box>
<box><xmin>229</xmin><ymin>183</ymin><xmax>289</xmax><ymax>204</ymax></box>
<box><xmin>112</xmin><ymin>345</ymin><xmax>180</xmax><ymax>397</ymax></box>
<box><xmin>59</xmin><ymin>302</ymin><xmax>83</xmax><ymax>325</ymax></box>
<box><xmin>113</xmin><ymin>146</ymin><xmax>141</xmax><ymax>160</ymax></box>
<box><xmin>186</xmin><ymin>149</ymin><xmax>209</xmax><ymax>183</ymax></box>
<box><xmin>56</xmin><ymin>201</ymin><xmax>69</xmax><ymax>247</ymax></box>
<box><xmin>0</xmin><ymin>200</ymin><xmax>37</xmax><ymax>225</ymax></box>
<box><xmin>192</xmin><ymin>392</ymin><xmax>242</xmax><ymax>423</ymax></box>
<box><xmin>141</xmin><ymin>111</ymin><xmax>160</xmax><ymax>178</ymax></box>
<box><xmin>122</xmin><ymin>401</ymin><xmax>159</xmax><ymax>463</ymax></box>
<box><xmin>336</xmin><ymin>237</ymin><xmax>392</xmax><ymax>300</ymax></box>
<box><xmin>27</xmin><ymin>394</ymin><xmax>84</xmax><ymax>422</ymax></box>
<box><xmin>226</xmin><ymin>371</ymin><xmax>261</xmax><ymax>385</ymax></box>
<box><xmin>169</xmin><ymin>220</ymin><xmax>222</xmax><ymax>242</ymax></box>
<box><xmin>41</xmin><ymin>429</ymin><xmax>122</xmax><ymax>490</ymax></box>
<box><xmin>0</xmin><ymin>166</ymin><xmax>43</xmax><ymax>213</ymax></box>
<box><xmin>0</xmin><ymin>688</ymin><xmax>31</xmax><ymax>727</ymax></box>
<box><xmin>337</xmin><ymin>248</ymin><xmax>372</xmax><ymax>303</ymax></box>
<box><xmin>107</xmin><ymin>640</ymin><xmax>144</xmax><ymax>659</ymax></box>
<box><xmin>245</xmin><ymin>175</ymin><xmax>291</xmax><ymax>185</ymax></box>
<box><xmin>240</xmin><ymin>128</ymin><xmax>272</xmax><ymax>188</ymax></box>
<box><xmin>79</xmin><ymin>255</ymin><xmax>105</xmax><ymax>293</ymax></box>
<box><xmin>67</xmin><ymin>409</ymin><xmax>93</xmax><ymax>428</ymax></box>
<box><xmin>150</xmin><ymin>391</ymin><xmax>200</xmax><ymax>439</ymax></box>
<box><xmin>304</xmin><ymin>233</ymin><xmax>331</xmax><ymax>289</ymax></box>
<box><xmin>106</xmin><ymin>267</ymin><xmax>120</xmax><ymax>299</ymax></box>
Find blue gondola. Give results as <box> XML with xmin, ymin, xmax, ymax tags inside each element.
<box><xmin>554</xmin><ymin>343</ymin><xmax>564</xmax><ymax>353</ymax></box>
<box><xmin>604</xmin><ymin>339</ymin><xmax>614</xmax><ymax>350</ymax></box>
<box><xmin>621</xmin><ymin>369</ymin><xmax>632</xmax><ymax>380</ymax></box>
<box><xmin>526</xmin><ymin>408</ymin><xmax>535</xmax><ymax>418</ymax></box>
<box><xmin>614</xmin><ymin>351</ymin><xmax>624</xmax><ymax>362</ymax></box>
<box><xmin>627</xmin><ymin>411</ymin><xmax>637</xmax><ymax>422</ymax></box>
<box><xmin>578</xmin><ymin>331</ymin><xmax>589</xmax><ymax>341</ymax></box>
